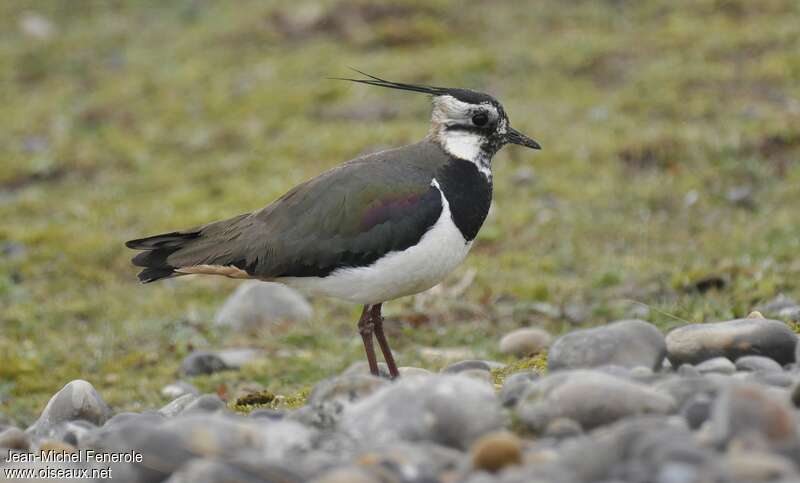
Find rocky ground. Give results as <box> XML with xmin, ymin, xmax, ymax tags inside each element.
<box><xmin>4</xmin><ymin>311</ymin><xmax>800</xmax><ymax>482</ymax></box>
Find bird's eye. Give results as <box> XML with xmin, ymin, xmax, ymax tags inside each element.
<box><xmin>471</xmin><ymin>113</ymin><xmax>489</xmax><ymax>127</ymax></box>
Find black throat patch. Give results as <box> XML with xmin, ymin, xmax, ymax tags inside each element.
<box><xmin>435</xmin><ymin>158</ymin><xmax>493</xmax><ymax>241</ymax></box>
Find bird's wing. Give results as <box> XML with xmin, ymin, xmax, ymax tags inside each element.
<box><xmin>145</xmin><ymin>142</ymin><xmax>450</xmax><ymax>280</ymax></box>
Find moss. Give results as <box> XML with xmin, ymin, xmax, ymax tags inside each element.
<box><xmin>492</xmin><ymin>352</ymin><xmax>548</xmax><ymax>387</ymax></box>
<box><xmin>233</xmin><ymin>390</ymin><xmax>275</xmax><ymax>407</ymax></box>
<box><xmin>229</xmin><ymin>388</ymin><xmax>309</xmax><ymax>414</ymax></box>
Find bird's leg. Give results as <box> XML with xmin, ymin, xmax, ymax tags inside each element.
<box><xmin>357</xmin><ymin>305</ymin><xmax>380</xmax><ymax>376</ymax></box>
<box><xmin>371</xmin><ymin>304</ymin><xmax>400</xmax><ymax>379</ymax></box>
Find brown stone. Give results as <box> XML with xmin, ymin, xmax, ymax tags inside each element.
<box><xmin>470</xmin><ymin>431</ymin><xmax>523</xmax><ymax>472</ymax></box>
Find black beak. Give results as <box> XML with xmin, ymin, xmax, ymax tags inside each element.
<box><xmin>506</xmin><ymin>127</ymin><xmax>541</xmax><ymax>150</ymax></box>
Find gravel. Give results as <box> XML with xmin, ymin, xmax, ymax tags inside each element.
<box><xmin>6</xmin><ymin>317</ymin><xmax>800</xmax><ymax>482</ymax></box>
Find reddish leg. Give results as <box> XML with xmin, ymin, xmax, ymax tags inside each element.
<box><xmin>357</xmin><ymin>305</ymin><xmax>380</xmax><ymax>376</ymax></box>
<box><xmin>371</xmin><ymin>304</ymin><xmax>400</xmax><ymax>379</ymax></box>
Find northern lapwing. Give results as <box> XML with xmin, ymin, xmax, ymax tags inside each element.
<box><xmin>126</xmin><ymin>72</ymin><xmax>540</xmax><ymax>379</ymax></box>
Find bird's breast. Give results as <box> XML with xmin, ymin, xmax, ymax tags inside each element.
<box><xmin>434</xmin><ymin>158</ymin><xmax>494</xmax><ymax>241</ymax></box>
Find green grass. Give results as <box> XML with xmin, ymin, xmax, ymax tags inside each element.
<box><xmin>2</xmin><ymin>0</ymin><xmax>800</xmax><ymax>424</ymax></box>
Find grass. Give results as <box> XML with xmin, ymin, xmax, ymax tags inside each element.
<box><xmin>1</xmin><ymin>0</ymin><xmax>799</xmax><ymax>424</ymax></box>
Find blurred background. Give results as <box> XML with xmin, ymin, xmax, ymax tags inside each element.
<box><xmin>1</xmin><ymin>0</ymin><xmax>799</xmax><ymax>422</ymax></box>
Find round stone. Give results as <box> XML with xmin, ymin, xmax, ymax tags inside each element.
<box><xmin>341</xmin><ymin>374</ymin><xmax>504</xmax><ymax>449</ymax></box>
<box><xmin>548</xmin><ymin>320</ymin><xmax>666</xmax><ymax>371</ymax></box>
<box><xmin>499</xmin><ymin>328</ymin><xmax>552</xmax><ymax>357</ymax></box>
<box><xmin>499</xmin><ymin>371</ymin><xmax>538</xmax><ymax>407</ymax></box>
<box><xmin>665</xmin><ymin>318</ymin><xmax>797</xmax><ymax>366</ymax></box>
<box><xmin>735</xmin><ymin>355</ymin><xmax>783</xmax><ymax>373</ymax></box>
<box><xmin>517</xmin><ymin>370</ymin><xmax>676</xmax><ymax>432</ymax></box>
<box><xmin>544</xmin><ymin>417</ymin><xmax>583</xmax><ymax>439</ymax></box>
<box><xmin>459</xmin><ymin>369</ymin><xmax>494</xmax><ymax>384</ymax></box>
<box><xmin>711</xmin><ymin>383</ymin><xmax>797</xmax><ymax>446</ymax></box>
<box><xmin>180</xmin><ymin>351</ymin><xmax>228</xmax><ymax>376</ymax></box>
<box><xmin>695</xmin><ymin>357</ymin><xmax>736</xmax><ymax>375</ymax></box>
<box><xmin>214</xmin><ymin>280</ymin><xmax>313</xmax><ymax>329</ymax></box>
<box><xmin>26</xmin><ymin>380</ymin><xmax>111</xmax><ymax>437</ymax></box>
<box><xmin>161</xmin><ymin>381</ymin><xmax>200</xmax><ymax>399</ymax></box>
<box><xmin>441</xmin><ymin>360</ymin><xmax>492</xmax><ymax>373</ymax></box>
<box><xmin>470</xmin><ymin>431</ymin><xmax>523</xmax><ymax>472</ymax></box>
<box><xmin>680</xmin><ymin>394</ymin><xmax>712</xmax><ymax>430</ymax></box>
<box><xmin>745</xmin><ymin>371</ymin><xmax>794</xmax><ymax>388</ymax></box>
<box><xmin>310</xmin><ymin>467</ymin><xmax>378</xmax><ymax>483</ymax></box>
<box><xmin>397</xmin><ymin>366</ymin><xmax>433</xmax><ymax>378</ymax></box>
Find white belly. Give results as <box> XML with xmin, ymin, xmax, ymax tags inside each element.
<box><xmin>278</xmin><ymin>183</ymin><xmax>472</xmax><ymax>305</ymax></box>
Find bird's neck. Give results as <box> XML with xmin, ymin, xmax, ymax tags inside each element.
<box><xmin>431</xmin><ymin>129</ymin><xmax>494</xmax><ymax>179</ymax></box>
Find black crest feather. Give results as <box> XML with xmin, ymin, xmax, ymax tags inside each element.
<box><xmin>332</xmin><ymin>68</ymin><xmax>498</xmax><ymax>106</ymax></box>
<box><xmin>331</xmin><ymin>68</ymin><xmax>448</xmax><ymax>96</ymax></box>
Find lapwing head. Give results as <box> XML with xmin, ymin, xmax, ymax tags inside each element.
<box><xmin>335</xmin><ymin>71</ymin><xmax>540</xmax><ymax>170</ymax></box>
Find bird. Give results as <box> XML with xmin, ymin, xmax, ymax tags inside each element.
<box><xmin>125</xmin><ymin>71</ymin><xmax>540</xmax><ymax>379</ymax></box>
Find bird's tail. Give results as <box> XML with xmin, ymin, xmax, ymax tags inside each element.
<box><xmin>125</xmin><ymin>231</ymin><xmax>202</xmax><ymax>283</ymax></box>
<box><xmin>125</xmin><ymin>213</ymin><xmax>252</xmax><ymax>283</ymax></box>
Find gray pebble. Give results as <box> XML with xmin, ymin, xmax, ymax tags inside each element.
<box><xmin>215</xmin><ymin>348</ymin><xmax>263</xmax><ymax>369</ymax></box>
<box><xmin>677</xmin><ymin>364</ymin><xmax>700</xmax><ymax>377</ymax></box>
<box><xmin>499</xmin><ymin>371</ymin><xmax>538</xmax><ymax>407</ymax></box>
<box><xmin>397</xmin><ymin>366</ymin><xmax>434</xmax><ymax>378</ymax></box>
<box><xmin>655</xmin><ymin>462</ymin><xmax>699</xmax><ymax>483</ymax></box>
<box><xmin>26</xmin><ymin>380</ymin><xmax>111</xmax><ymax>437</ymax></box>
<box><xmin>735</xmin><ymin>355</ymin><xmax>783</xmax><ymax>373</ymax></box>
<box><xmin>442</xmin><ymin>359</ymin><xmax>492</xmax><ymax>373</ymax></box>
<box><xmin>517</xmin><ymin>370</ymin><xmax>675</xmax><ymax>432</ymax></box>
<box><xmin>342</xmin><ymin>361</ymin><xmax>392</xmax><ymax>379</ymax></box>
<box><xmin>695</xmin><ymin>357</ymin><xmax>736</xmax><ymax>375</ymax></box>
<box><xmin>214</xmin><ymin>280</ymin><xmax>312</xmax><ymax>329</ymax></box>
<box><xmin>250</xmin><ymin>408</ymin><xmax>286</xmax><ymax>420</ymax></box>
<box><xmin>544</xmin><ymin>417</ymin><xmax>583</xmax><ymax>439</ymax></box>
<box><xmin>180</xmin><ymin>351</ymin><xmax>228</xmax><ymax>376</ymax></box>
<box><xmin>159</xmin><ymin>394</ymin><xmax>199</xmax><ymax>418</ymax></box>
<box><xmin>47</xmin><ymin>420</ymin><xmax>97</xmax><ymax>446</ymax></box>
<box><xmin>666</xmin><ymin>318</ymin><xmax>797</xmax><ymax>366</ymax></box>
<box><xmin>214</xmin><ymin>281</ymin><xmax>314</xmax><ymax>329</ymax></box>
<box><xmin>548</xmin><ymin>319</ymin><xmax>666</xmax><ymax>371</ymax></box>
<box><xmin>104</xmin><ymin>411</ymin><xmax>158</xmax><ymax>428</ymax></box>
<box><xmin>341</xmin><ymin>374</ymin><xmax>504</xmax><ymax>449</ymax></box>
<box><xmin>309</xmin><ymin>374</ymin><xmax>389</xmax><ymax>408</ymax></box>
<box><xmin>181</xmin><ymin>349</ymin><xmax>262</xmax><ymax>376</ymax></box>
<box><xmin>757</xmin><ymin>294</ymin><xmax>800</xmax><ymax>320</ymax></box>
<box><xmin>724</xmin><ymin>450</ymin><xmax>799</xmax><ymax>481</ymax></box>
<box><xmin>294</xmin><ymin>374</ymin><xmax>389</xmax><ymax>429</ymax></box>
<box><xmin>655</xmin><ymin>375</ymin><xmax>720</xmax><ymax>407</ymax></box>
<box><xmin>310</xmin><ymin>466</ymin><xmax>378</xmax><ymax>483</ymax></box>
<box><xmin>165</xmin><ymin>459</ymin><xmax>288</xmax><ymax>483</ymax></box>
<box><xmin>161</xmin><ymin>414</ymin><xmax>315</xmax><ymax>460</ymax></box>
<box><xmin>161</xmin><ymin>381</ymin><xmax>200</xmax><ymax>399</ymax></box>
<box><xmin>353</xmin><ymin>441</ymin><xmax>462</xmax><ymax>482</ymax></box>
<box><xmin>711</xmin><ymin>383</ymin><xmax>797</xmax><ymax>447</ymax></box>
<box><xmin>183</xmin><ymin>394</ymin><xmax>226</xmax><ymax>414</ymax></box>
<box><xmin>88</xmin><ymin>418</ymin><xmax>199</xmax><ymax>482</ymax></box>
<box><xmin>498</xmin><ymin>327</ymin><xmax>552</xmax><ymax>357</ymax></box>
<box><xmin>459</xmin><ymin>368</ymin><xmax>494</xmax><ymax>384</ymax></box>
<box><xmin>554</xmin><ymin>417</ymin><xmax>701</xmax><ymax>483</ymax></box>
<box><xmin>630</xmin><ymin>365</ymin><xmax>655</xmax><ymax>379</ymax></box>
<box><xmin>745</xmin><ymin>371</ymin><xmax>795</xmax><ymax>388</ymax></box>
<box><xmin>680</xmin><ymin>394</ymin><xmax>712</xmax><ymax>430</ymax></box>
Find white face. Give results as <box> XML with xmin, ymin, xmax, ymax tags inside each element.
<box><xmin>432</xmin><ymin>95</ymin><xmax>503</xmax><ymax>131</ymax></box>
<box><xmin>431</xmin><ymin>95</ymin><xmax>507</xmax><ymax>173</ymax></box>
